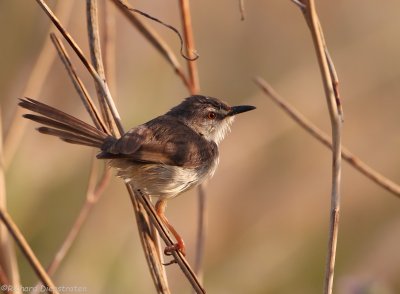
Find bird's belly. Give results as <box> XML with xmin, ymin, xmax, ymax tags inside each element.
<box><xmin>109</xmin><ymin>159</ymin><xmax>215</xmax><ymax>199</ymax></box>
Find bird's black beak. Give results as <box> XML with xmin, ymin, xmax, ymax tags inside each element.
<box><xmin>228</xmin><ymin>105</ymin><xmax>256</xmax><ymax>116</ymax></box>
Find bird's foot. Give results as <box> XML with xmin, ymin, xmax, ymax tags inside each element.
<box><xmin>164</xmin><ymin>242</ymin><xmax>186</xmax><ymax>257</ymax></box>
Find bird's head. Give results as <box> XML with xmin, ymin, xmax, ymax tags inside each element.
<box><xmin>167</xmin><ymin>95</ymin><xmax>256</xmax><ymax>145</ymax></box>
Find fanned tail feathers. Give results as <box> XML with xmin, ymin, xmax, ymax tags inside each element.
<box><xmin>19</xmin><ymin>98</ymin><xmax>110</xmax><ymax>148</ymax></box>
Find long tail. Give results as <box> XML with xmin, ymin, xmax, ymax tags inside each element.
<box><xmin>19</xmin><ymin>98</ymin><xmax>112</xmax><ymax>148</ymax></box>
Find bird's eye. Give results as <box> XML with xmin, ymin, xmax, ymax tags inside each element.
<box><xmin>207</xmin><ymin>112</ymin><xmax>216</xmax><ymax>119</ymax></box>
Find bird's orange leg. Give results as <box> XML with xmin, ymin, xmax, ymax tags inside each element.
<box><xmin>155</xmin><ymin>199</ymin><xmax>186</xmax><ymax>256</ymax></box>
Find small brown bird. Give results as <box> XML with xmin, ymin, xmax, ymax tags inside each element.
<box><xmin>20</xmin><ymin>95</ymin><xmax>255</xmax><ymax>255</ymax></box>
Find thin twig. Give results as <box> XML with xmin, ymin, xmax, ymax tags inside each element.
<box><xmin>103</xmin><ymin>0</ymin><xmax>118</xmax><ymax>95</ymax></box>
<box><xmin>179</xmin><ymin>0</ymin><xmax>200</xmax><ymax>94</ymax></box>
<box><xmin>293</xmin><ymin>0</ymin><xmax>344</xmax><ymax>291</ymax></box>
<box><xmin>127</xmin><ymin>7</ymin><xmax>199</xmax><ymax>62</ymax></box>
<box><xmin>239</xmin><ymin>0</ymin><xmax>246</xmax><ymax>21</ymax></box>
<box><xmin>178</xmin><ymin>0</ymin><xmax>207</xmax><ymax>285</ymax></box>
<box><xmin>0</xmin><ymin>110</ymin><xmax>21</xmax><ymax>294</ymax></box>
<box><xmin>291</xmin><ymin>0</ymin><xmax>306</xmax><ymax>11</ymax></box>
<box><xmin>0</xmin><ymin>209</ymin><xmax>59</xmax><ymax>294</ymax></box>
<box><xmin>110</xmin><ymin>0</ymin><xmax>191</xmax><ymax>90</ymax></box>
<box><xmin>36</xmin><ymin>0</ymin><xmax>124</xmax><ymax>136</ymax></box>
<box><xmin>126</xmin><ymin>185</ymin><xmax>171</xmax><ymax>294</ymax></box>
<box><xmin>254</xmin><ymin>77</ymin><xmax>400</xmax><ymax>198</ymax></box>
<box><xmin>50</xmin><ymin>33</ymin><xmax>109</xmax><ymax>134</ymax></box>
<box><xmin>324</xmin><ymin>46</ymin><xmax>343</xmax><ymax>120</ymax></box>
<box><xmin>4</xmin><ymin>0</ymin><xmax>75</xmax><ymax>169</ymax></box>
<box><xmin>293</xmin><ymin>0</ymin><xmax>344</xmax><ymax>121</ymax></box>
<box><xmin>133</xmin><ymin>188</ymin><xmax>206</xmax><ymax>294</ymax></box>
<box><xmin>194</xmin><ymin>183</ymin><xmax>207</xmax><ymax>282</ymax></box>
<box><xmin>86</xmin><ymin>0</ymin><xmax>115</xmax><ymax>133</ymax></box>
<box><xmin>298</xmin><ymin>2</ymin><xmax>342</xmax><ymax>293</ymax></box>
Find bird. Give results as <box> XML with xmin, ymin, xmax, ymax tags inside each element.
<box><xmin>19</xmin><ymin>95</ymin><xmax>255</xmax><ymax>256</ymax></box>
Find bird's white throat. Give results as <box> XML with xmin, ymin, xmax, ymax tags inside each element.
<box><xmin>206</xmin><ymin>116</ymin><xmax>235</xmax><ymax>145</ymax></box>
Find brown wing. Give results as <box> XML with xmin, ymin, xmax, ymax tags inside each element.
<box><xmin>97</xmin><ymin>115</ymin><xmax>218</xmax><ymax>168</ymax></box>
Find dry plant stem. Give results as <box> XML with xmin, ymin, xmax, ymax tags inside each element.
<box><xmin>133</xmin><ymin>188</ymin><xmax>206</xmax><ymax>294</ymax></box>
<box><xmin>50</xmin><ymin>34</ymin><xmax>109</xmax><ymax>133</ymax></box>
<box><xmin>0</xmin><ymin>209</ymin><xmax>59</xmax><ymax>294</ymax></box>
<box><xmin>178</xmin><ymin>1</ymin><xmax>207</xmax><ymax>284</ymax></box>
<box><xmin>36</xmin><ymin>0</ymin><xmax>124</xmax><ymax>136</ymax></box>
<box><xmin>193</xmin><ymin>183</ymin><xmax>207</xmax><ymax>283</ymax></box>
<box><xmin>103</xmin><ymin>0</ymin><xmax>118</xmax><ymax>95</ymax></box>
<box><xmin>86</xmin><ymin>0</ymin><xmax>115</xmax><ymax>133</ymax></box>
<box><xmin>324</xmin><ymin>47</ymin><xmax>342</xmax><ymax>119</ymax></box>
<box><xmin>179</xmin><ymin>0</ymin><xmax>200</xmax><ymax>94</ymax></box>
<box><xmin>0</xmin><ymin>110</ymin><xmax>21</xmax><ymax>293</ymax></box>
<box><xmin>150</xmin><ymin>214</ymin><xmax>163</xmax><ymax>262</ymax></box>
<box><xmin>254</xmin><ymin>77</ymin><xmax>400</xmax><ymax>197</ymax></box>
<box><xmin>194</xmin><ymin>183</ymin><xmax>207</xmax><ymax>281</ymax></box>
<box><xmin>110</xmin><ymin>0</ymin><xmax>191</xmax><ymax>89</ymax></box>
<box><xmin>255</xmin><ymin>78</ymin><xmax>400</xmax><ymax>197</ymax></box>
<box><xmin>293</xmin><ymin>0</ymin><xmax>343</xmax><ymax>121</ymax></box>
<box><xmin>4</xmin><ymin>1</ymin><xmax>74</xmax><ymax>169</ymax></box>
<box><xmin>300</xmin><ymin>2</ymin><xmax>342</xmax><ymax>293</ymax></box>
<box><xmin>316</xmin><ymin>24</ymin><xmax>343</xmax><ymax>120</ymax></box>
<box><xmin>239</xmin><ymin>0</ymin><xmax>246</xmax><ymax>20</ymax></box>
<box><xmin>126</xmin><ymin>186</ymin><xmax>171</xmax><ymax>294</ymax></box>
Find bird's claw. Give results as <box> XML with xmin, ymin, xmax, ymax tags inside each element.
<box><xmin>164</xmin><ymin>243</ymin><xmax>186</xmax><ymax>256</ymax></box>
<box><xmin>162</xmin><ymin>259</ymin><xmax>177</xmax><ymax>266</ymax></box>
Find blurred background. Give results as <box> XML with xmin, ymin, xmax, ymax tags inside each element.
<box><xmin>1</xmin><ymin>1</ymin><xmax>400</xmax><ymax>293</ymax></box>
